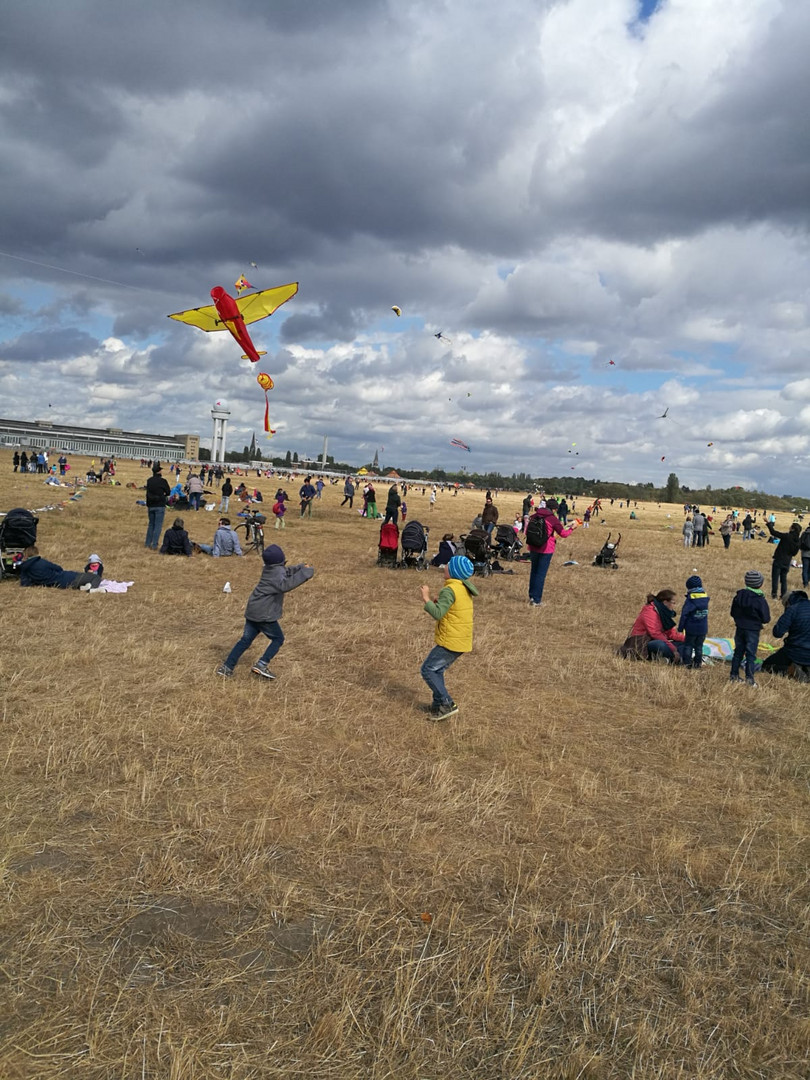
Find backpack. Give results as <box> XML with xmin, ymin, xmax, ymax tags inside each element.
<box><xmin>525</xmin><ymin>515</ymin><xmax>549</xmax><ymax>548</ymax></box>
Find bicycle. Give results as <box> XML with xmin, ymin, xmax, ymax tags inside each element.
<box><xmin>241</xmin><ymin>510</ymin><xmax>266</xmax><ymax>554</ymax></box>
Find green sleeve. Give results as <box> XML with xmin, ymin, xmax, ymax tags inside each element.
<box><xmin>423</xmin><ymin>585</ymin><xmax>456</xmax><ymax>621</ymax></box>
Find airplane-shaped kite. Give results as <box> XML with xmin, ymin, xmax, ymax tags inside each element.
<box><xmin>168</xmin><ymin>282</ymin><xmax>298</xmax><ymax>363</ymax></box>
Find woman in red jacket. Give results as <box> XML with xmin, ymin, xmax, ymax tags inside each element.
<box><xmin>619</xmin><ymin>589</ymin><xmax>686</xmax><ymax>662</ymax></box>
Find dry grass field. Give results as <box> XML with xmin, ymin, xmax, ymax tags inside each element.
<box><xmin>1</xmin><ymin>455</ymin><xmax>808</xmax><ymax>1080</ymax></box>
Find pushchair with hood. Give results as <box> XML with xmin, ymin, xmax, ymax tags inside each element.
<box><xmin>593</xmin><ymin>532</ymin><xmax>621</xmax><ymax>569</ymax></box>
<box><xmin>493</xmin><ymin>524</ymin><xmax>523</xmax><ymax>562</ymax></box>
<box><xmin>377</xmin><ymin>521</ymin><xmax>399</xmax><ymax>568</ymax></box>
<box><xmin>459</xmin><ymin>528</ymin><xmax>493</xmax><ymax>577</ymax></box>
<box><xmin>400</xmin><ymin>520</ymin><xmax>429</xmax><ymax>570</ymax></box>
<box><xmin>0</xmin><ymin>507</ymin><xmax>39</xmax><ymax>581</ymax></box>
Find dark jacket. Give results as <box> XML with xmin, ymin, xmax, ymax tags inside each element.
<box><xmin>678</xmin><ymin>589</ymin><xmax>710</xmax><ymax>636</ymax></box>
<box><xmin>730</xmin><ymin>588</ymin><xmax>771</xmax><ymax>632</ymax></box>
<box><xmin>222</xmin><ymin>478</ymin><xmax>233</xmax><ymax>497</ymax></box>
<box><xmin>160</xmin><ymin>526</ymin><xmax>192</xmax><ymax>556</ymax></box>
<box><xmin>766</xmin><ymin>523</ymin><xmax>801</xmax><ymax>567</ymax></box>
<box><xmin>481</xmin><ymin>503</ymin><xmax>499</xmax><ymax>527</ymax></box>
<box><xmin>772</xmin><ymin>597</ymin><xmax>810</xmax><ymax>664</ymax></box>
<box><xmin>146</xmin><ymin>474</ymin><xmax>171</xmax><ymax>508</ymax></box>
<box><xmin>244</xmin><ymin>563</ymin><xmax>314</xmax><ymax>623</ymax></box>
<box><xmin>385</xmin><ymin>488</ymin><xmax>401</xmax><ymax>510</ymax></box>
<box><xmin>19</xmin><ymin>555</ymin><xmax>79</xmax><ymax>588</ymax></box>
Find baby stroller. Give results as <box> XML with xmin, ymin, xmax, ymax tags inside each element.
<box><xmin>459</xmin><ymin>528</ymin><xmax>493</xmax><ymax>577</ymax></box>
<box><xmin>377</xmin><ymin>521</ymin><xmax>399</xmax><ymax>568</ymax></box>
<box><xmin>593</xmin><ymin>532</ymin><xmax>621</xmax><ymax>569</ymax></box>
<box><xmin>493</xmin><ymin>524</ymin><xmax>523</xmax><ymax>562</ymax></box>
<box><xmin>0</xmin><ymin>507</ymin><xmax>38</xmax><ymax>581</ymax></box>
<box><xmin>400</xmin><ymin>520</ymin><xmax>429</xmax><ymax>570</ymax></box>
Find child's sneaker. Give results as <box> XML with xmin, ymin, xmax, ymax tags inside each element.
<box><xmin>215</xmin><ymin>664</ymin><xmax>234</xmax><ymax>678</ymax></box>
<box><xmin>430</xmin><ymin>701</ymin><xmax>458</xmax><ymax>720</ymax></box>
<box><xmin>251</xmin><ymin>662</ymin><xmax>276</xmax><ymax>680</ymax></box>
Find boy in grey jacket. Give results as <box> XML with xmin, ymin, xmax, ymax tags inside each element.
<box><xmin>216</xmin><ymin>544</ymin><xmax>314</xmax><ymax>679</ymax></box>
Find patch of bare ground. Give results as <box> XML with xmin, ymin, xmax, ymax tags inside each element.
<box><xmin>1</xmin><ymin>458</ymin><xmax>807</xmax><ymax>1078</ymax></box>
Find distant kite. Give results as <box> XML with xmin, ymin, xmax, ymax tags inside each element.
<box><xmin>661</xmin><ymin>456</ymin><xmax>666</xmax><ymax>461</ymax></box>
<box><xmin>434</xmin><ymin>331</ymin><xmax>452</xmax><ymax>344</ymax></box>
<box><xmin>257</xmin><ymin>372</ymin><xmax>274</xmax><ymax>433</ymax></box>
<box><xmin>450</xmin><ymin>438</ymin><xmax>471</xmax><ymax>452</ymax></box>
<box><xmin>234</xmin><ymin>274</ymin><xmax>254</xmax><ymax>293</ymax></box>
<box><xmin>707</xmin><ymin>442</ymin><xmax>714</xmax><ymax>447</ymax></box>
<box><xmin>391</xmin><ymin>306</ymin><xmax>401</xmax><ymax>316</ymax></box>
<box><xmin>168</xmin><ymin>282</ymin><xmax>298</xmax><ymax>363</ymax></box>
<box><xmin>657</xmin><ymin>408</ymin><xmax>669</xmax><ymax>419</ymax></box>
<box><xmin>249</xmin><ymin>261</ymin><xmax>258</xmax><ymax>269</ymax></box>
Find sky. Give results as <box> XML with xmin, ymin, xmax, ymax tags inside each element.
<box><xmin>1</xmin><ymin>0</ymin><xmax>809</xmax><ymax>494</ymax></box>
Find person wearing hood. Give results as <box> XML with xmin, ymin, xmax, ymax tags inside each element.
<box><xmin>160</xmin><ymin>518</ymin><xmax>193</xmax><ymax>556</ymax></box>
<box><xmin>19</xmin><ymin>546</ymin><xmax>102</xmax><ymax>590</ymax></box>
<box><xmin>430</xmin><ymin>533</ymin><xmax>457</xmax><ymax>567</ymax></box>
<box><xmin>678</xmin><ymin>575</ymin><xmax>710</xmax><ymax>669</ymax></box>
<box><xmin>525</xmin><ymin>499</ymin><xmax>578</xmax><ymax>607</ymax></box>
<box><xmin>419</xmin><ymin>554</ymin><xmax>478</xmax><ymax>720</ymax></box>
<box><xmin>216</xmin><ymin>544</ymin><xmax>314</xmax><ymax>680</ymax></box>
<box><xmin>766</xmin><ymin>520</ymin><xmax>802</xmax><ymax>600</ymax></box>
<box><xmin>761</xmin><ymin>590</ymin><xmax>810</xmax><ymax>677</ymax></box>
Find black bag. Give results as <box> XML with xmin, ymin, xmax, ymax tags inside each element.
<box><xmin>0</xmin><ymin>508</ymin><xmax>38</xmax><ymax>548</ymax></box>
<box><xmin>525</xmin><ymin>515</ymin><xmax>549</xmax><ymax>548</ymax></box>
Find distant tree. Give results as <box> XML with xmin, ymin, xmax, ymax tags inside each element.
<box><xmin>293</xmin><ymin>451</ymin><xmax>299</xmax><ymax>463</ymax></box>
<box><xmin>284</xmin><ymin>450</ymin><xmax>292</xmax><ymax>465</ymax></box>
<box><xmin>199</xmin><ymin>447</ymin><xmax>211</xmax><ymax>461</ymax></box>
<box><xmin>665</xmin><ymin>472</ymin><xmax>680</xmax><ymax>502</ymax></box>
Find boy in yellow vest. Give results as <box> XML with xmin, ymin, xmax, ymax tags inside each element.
<box><xmin>419</xmin><ymin>554</ymin><xmax>478</xmax><ymax>719</ymax></box>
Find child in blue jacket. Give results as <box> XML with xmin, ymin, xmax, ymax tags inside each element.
<box><xmin>678</xmin><ymin>574</ymin><xmax>710</xmax><ymax>668</ymax></box>
<box><xmin>730</xmin><ymin>569</ymin><xmax>771</xmax><ymax>687</ymax></box>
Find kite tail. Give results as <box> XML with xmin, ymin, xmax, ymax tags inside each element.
<box><xmin>263</xmin><ymin>393</ymin><xmax>270</xmax><ymax>433</ymax></box>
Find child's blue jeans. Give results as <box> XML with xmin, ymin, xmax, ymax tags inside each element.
<box><xmin>421</xmin><ymin>646</ymin><xmax>462</xmax><ymax>706</ymax></box>
<box><xmin>225</xmin><ymin>619</ymin><xmax>284</xmax><ymax>670</ymax></box>
<box><xmin>730</xmin><ymin>628</ymin><xmax>759</xmax><ymax>681</ymax></box>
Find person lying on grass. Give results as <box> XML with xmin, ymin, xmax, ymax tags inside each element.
<box><xmin>419</xmin><ymin>554</ymin><xmax>478</xmax><ymax>721</ymax></box>
<box><xmin>18</xmin><ymin>546</ymin><xmax>102</xmax><ymax>590</ymax></box>
<box><xmin>216</xmin><ymin>544</ymin><xmax>314</xmax><ymax>681</ymax></box>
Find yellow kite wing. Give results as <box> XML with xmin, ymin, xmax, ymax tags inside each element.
<box><xmin>236</xmin><ymin>282</ymin><xmax>299</xmax><ymax>325</ymax></box>
<box><xmin>167</xmin><ymin>302</ymin><xmax>222</xmax><ymax>332</ymax></box>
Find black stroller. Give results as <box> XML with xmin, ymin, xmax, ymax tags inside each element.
<box><xmin>0</xmin><ymin>507</ymin><xmax>39</xmax><ymax>581</ymax></box>
<box><xmin>400</xmin><ymin>521</ymin><xmax>429</xmax><ymax>570</ymax></box>
<box><xmin>459</xmin><ymin>528</ymin><xmax>493</xmax><ymax>577</ymax></box>
<box><xmin>493</xmin><ymin>524</ymin><xmax>523</xmax><ymax>562</ymax></box>
<box><xmin>593</xmin><ymin>532</ymin><xmax>621</xmax><ymax>569</ymax></box>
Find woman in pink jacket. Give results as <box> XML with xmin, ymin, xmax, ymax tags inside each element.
<box><xmin>619</xmin><ymin>589</ymin><xmax>686</xmax><ymax>662</ymax></box>
<box><xmin>525</xmin><ymin>499</ymin><xmax>577</xmax><ymax>606</ymax></box>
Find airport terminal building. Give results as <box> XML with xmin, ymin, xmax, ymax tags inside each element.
<box><xmin>0</xmin><ymin>417</ymin><xmax>199</xmax><ymax>462</ymax></box>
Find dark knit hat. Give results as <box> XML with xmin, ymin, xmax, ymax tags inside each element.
<box><xmin>744</xmin><ymin>569</ymin><xmax>764</xmax><ymax>589</ymax></box>
<box><xmin>686</xmin><ymin>575</ymin><xmax>702</xmax><ymax>590</ymax></box>
<box><xmin>546</xmin><ymin>498</ymin><xmax>558</xmax><ymax>510</ymax></box>
<box><xmin>262</xmin><ymin>544</ymin><xmax>285</xmax><ymax>565</ymax></box>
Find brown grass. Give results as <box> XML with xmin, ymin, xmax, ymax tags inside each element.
<box><xmin>1</xmin><ymin>458</ymin><xmax>808</xmax><ymax>1079</ymax></box>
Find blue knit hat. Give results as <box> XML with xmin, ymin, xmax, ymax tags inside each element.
<box><xmin>262</xmin><ymin>544</ymin><xmax>285</xmax><ymax>565</ymax></box>
<box><xmin>447</xmin><ymin>555</ymin><xmax>474</xmax><ymax>580</ymax></box>
<box><xmin>686</xmin><ymin>575</ymin><xmax>702</xmax><ymax>590</ymax></box>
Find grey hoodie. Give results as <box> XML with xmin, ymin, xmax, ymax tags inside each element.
<box><xmin>244</xmin><ymin>562</ymin><xmax>314</xmax><ymax>622</ymax></box>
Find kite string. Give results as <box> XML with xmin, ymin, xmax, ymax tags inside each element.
<box><xmin>0</xmin><ymin>249</ymin><xmax>153</xmax><ymax>293</ymax></box>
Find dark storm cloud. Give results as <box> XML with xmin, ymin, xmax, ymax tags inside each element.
<box><xmin>0</xmin><ymin>328</ymin><xmax>99</xmax><ymax>363</ymax></box>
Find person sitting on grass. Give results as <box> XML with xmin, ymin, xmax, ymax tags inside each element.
<box><xmin>196</xmin><ymin>517</ymin><xmax>243</xmax><ymax>557</ymax></box>
<box><xmin>160</xmin><ymin>518</ymin><xmax>193</xmax><ymax>556</ymax></box>
<box><xmin>761</xmin><ymin>590</ymin><xmax>810</xmax><ymax>678</ymax></box>
<box><xmin>216</xmin><ymin>544</ymin><xmax>314</xmax><ymax>680</ymax></box>
<box><xmin>431</xmin><ymin>533</ymin><xmax>457</xmax><ymax>567</ymax></box>
<box><xmin>619</xmin><ymin>589</ymin><xmax>686</xmax><ymax>663</ymax></box>
<box><xmin>18</xmin><ymin>546</ymin><xmax>102</xmax><ymax>590</ymax></box>
<box><xmin>419</xmin><ymin>554</ymin><xmax>478</xmax><ymax>721</ymax></box>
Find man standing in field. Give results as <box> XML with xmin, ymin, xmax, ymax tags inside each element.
<box><xmin>145</xmin><ymin>463</ymin><xmax>171</xmax><ymax>550</ymax></box>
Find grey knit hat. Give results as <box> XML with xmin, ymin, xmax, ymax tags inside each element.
<box><xmin>744</xmin><ymin>569</ymin><xmax>764</xmax><ymax>589</ymax></box>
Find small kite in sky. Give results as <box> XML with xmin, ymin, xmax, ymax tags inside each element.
<box><xmin>450</xmin><ymin>438</ymin><xmax>471</xmax><ymax>452</ymax></box>
<box><xmin>661</xmin><ymin>456</ymin><xmax>666</xmax><ymax>461</ymax></box>
<box><xmin>249</xmin><ymin>261</ymin><xmax>258</xmax><ymax>269</ymax></box>
<box><xmin>391</xmin><ymin>306</ymin><xmax>401</xmax><ymax>316</ymax></box>
<box><xmin>707</xmin><ymin>442</ymin><xmax>714</xmax><ymax>447</ymax></box>
<box><xmin>434</xmin><ymin>331</ymin><xmax>452</xmax><ymax>344</ymax></box>
<box><xmin>608</xmin><ymin>359</ymin><xmax>616</xmax><ymax>366</ymax></box>
<box><xmin>234</xmin><ymin>274</ymin><xmax>254</xmax><ymax>293</ymax></box>
<box><xmin>168</xmin><ymin>282</ymin><xmax>298</xmax><ymax>363</ymax></box>
<box><xmin>657</xmin><ymin>408</ymin><xmax>669</xmax><ymax>419</ymax></box>
<box><xmin>257</xmin><ymin>372</ymin><xmax>274</xmax><ymax>433</ymax></box>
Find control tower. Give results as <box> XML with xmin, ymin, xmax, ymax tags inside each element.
<box><xmin>210</xmin><ymin>402</ymin><xmax>230</xmax><ymax>464</ymax></box>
